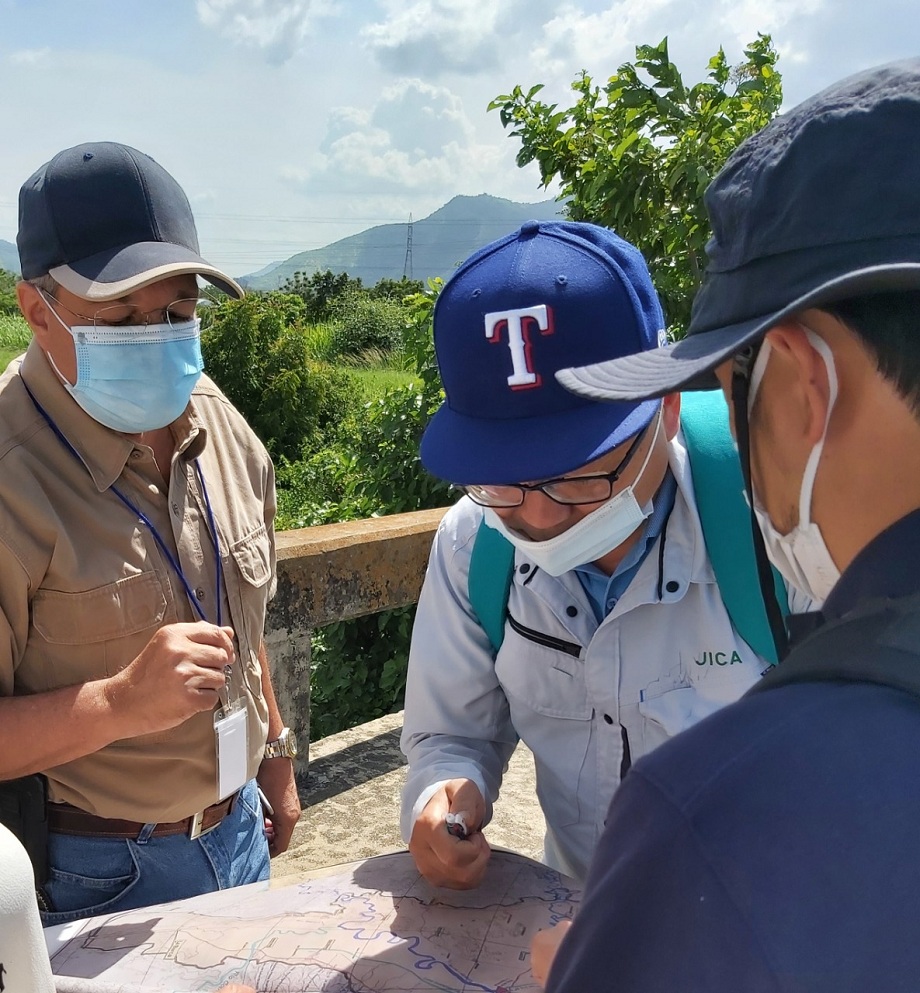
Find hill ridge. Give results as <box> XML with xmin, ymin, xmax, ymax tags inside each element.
<box><xmin>240</xmin><ymin>193</ymin><xmax>563</xmax><ymax>291</ymax></box>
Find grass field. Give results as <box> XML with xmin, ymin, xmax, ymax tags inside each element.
<box><xmin>348</xmin><ymin>366</ymin><xmax>414</xmax><ymax>399</ymax></box>
<box><xmin>0</xmin><ymin>313</ymin><xmax>29</xmax><ymax>370</ymax></box>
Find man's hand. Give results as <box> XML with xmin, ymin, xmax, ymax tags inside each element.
<box><xmin>105</xmin><ymin>622</ymin><xmax>236</xmax><ymax>736</ymax></box>
<box><xmin>257</xmin><ymin>755</ymin><xmax>301</xmax><ymax>856</ymax></box>
<box><xmin>408</xmin><ymin>779</ymin><xmax>491</xmax><ymax>889</ymax></box>
<box><xmin>530</xmin><ymin>920</ymin><xmax>573</xmax><ymax>988</ymax></box>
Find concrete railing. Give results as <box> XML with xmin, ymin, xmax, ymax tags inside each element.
<box><xmin>262</xmin><ymin>507</ymin><xmax>448</xmax><ymax>785</ymax></box>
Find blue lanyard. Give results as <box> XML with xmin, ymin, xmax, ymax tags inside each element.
<box><xmin>22</xmin><ymin>380</ymin><xmax>222</xmax><ymax>626</ymax></box>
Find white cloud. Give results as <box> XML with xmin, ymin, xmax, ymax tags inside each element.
<box><xmin>536</xmin><ymin>1</ymin><xmax>673</xmax><ymax>76</ymax></box>
<box><xmin>9</xmin><ymin>47</ymin><xmax>50</xmax><ymax>65</ymax></box>
<box><xmin>717</xmin><ymin>0</ymin><xmax>825</xmax><ymax>50</ymax></box>
<box><xmin>196</xmin><ymin>0</ymin><xmax>339</xmax><ymax>64</ymax></box>
<box><xmin>291</xmin><ymin>78</ymin><xmax>506</xmax><ymax>194</ymax></box>
<box><xmin>364</xmin><ymin>0</ymin><xmax>560</xmax><ymax>77</ymax></box>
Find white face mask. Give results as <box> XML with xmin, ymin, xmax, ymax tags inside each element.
<box><xmin>482</xmin><ymin>411</ymin><xmax>662</xmax><ymax>576</ymax></box>
<box><xmin>747</xmin><ymin>329</ymin><xmax>840</xmax><ymax>603</ymax></box>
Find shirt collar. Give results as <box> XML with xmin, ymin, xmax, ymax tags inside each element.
<box><xmin>19</xmin><ymin>339</ymin><xmax>206</xmax><ymax>489</ymax></box>
<box><xmin>574</xmin><ymin>469</ymin><xmax>678</xmax><ymax>620</ymax></box>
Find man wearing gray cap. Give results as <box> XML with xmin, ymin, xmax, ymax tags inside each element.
<box><xmin>0</xmin><ymin>142</ymin><xmax>300</xmax><ymax>924</ymax></box>
<box><xmin>532</xmin><ymin>59</ymin><xmax>920</xmax><ymax>992</ymax></box>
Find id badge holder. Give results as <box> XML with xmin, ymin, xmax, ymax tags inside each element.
<box><xmin>214</xmin><ymin>700</ymin><xmax>249</xmax><ymax>800</ymax></box>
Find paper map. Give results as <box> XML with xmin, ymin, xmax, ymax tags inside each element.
<box><xmin>48</xmin><ymin>850</ymin><xmax>580</xmax><ymax>992</ymax></box>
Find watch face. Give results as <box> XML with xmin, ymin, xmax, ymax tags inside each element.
<box><xmin>283</xmin><ymin>730</ymin><xmax>299</xmax><ymax>758</ymax></box>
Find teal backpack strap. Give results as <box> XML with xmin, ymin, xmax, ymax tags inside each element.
<box><xmin>680</xmin><ymin>390</ymin><xmax>789</xmax><ymax>665</ymax></box>
<box><xmin>468</xmin><ymin>518</ymin><xmax>516</xmax><ymax>655</ymax></box>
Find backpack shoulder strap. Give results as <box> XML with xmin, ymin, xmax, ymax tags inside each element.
<box><xmin>468</xmin><ymin>518</ymin><xmax>516</xmax><ymax>655</ymax></box>
<box><xmin>680</xmin><ymin>389</ymin><xmax>789</xmax><ymax>665</ymax></box>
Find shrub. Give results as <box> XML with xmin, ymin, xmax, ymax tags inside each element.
<box><xmin>201</xmin><ymin>293</ymin><xmax>359</xmax><ymax>462</ymax></box>
<box><xmin>277</xmin><ymin>278</ymin><xmax>453</xmax><ymax>739</ymax></box>
<box><xmin>328</xmin><ymin>293</ymin><xmax>410</xmax><ymax>361</ymax></box>
<box><xmin>301</xmin><ymin>321</ymin><xmax>338</xmax><ymax>363</ymax></box>
<box><xmin>308</xmin><ymin>608</ymin><xmax>415</xmax><ymax>740</ymax></box>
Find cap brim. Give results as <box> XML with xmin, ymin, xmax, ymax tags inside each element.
<box><xmin>557</xmin><ymin>322</ymin><xmax>762</xmax><ymax>401</ymax></box>
<box><xmin>557</xmin><ymin>262</ymin><xmax>920</xmax><ymax>402</ymax></box>
<box><xmin>421</xmin><ymin>396</ymin><xmax>659</xmax><ymax>485</ymax></box>
<box><xmin>49</xmin><ymin>241</ymin><xmax>243</xmax><ymax>301</ymax></box>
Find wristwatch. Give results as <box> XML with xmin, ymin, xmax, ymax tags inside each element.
<box><xmin>263</xmin><ymin>727</ymin><xmax>299</xmax><ymax>760</ymax></box>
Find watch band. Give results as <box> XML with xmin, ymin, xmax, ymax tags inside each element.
<box><xmin>263</xmin><ymin>727</ymin><xmax>298</xmax><ymax>760</ymax></box>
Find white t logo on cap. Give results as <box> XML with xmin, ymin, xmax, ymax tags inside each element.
<box><xmin>485</xmin><ymin>305</ymin><xmax>555</xmax><ymax>389</ymax></box>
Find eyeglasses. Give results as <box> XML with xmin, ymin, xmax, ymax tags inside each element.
<box><xmin>462</xmin><ymin>420</ymin><xmax>652</xmax><ymax>508</ymax></box>
<box><xmin>40</xmin><ymin>291</ymin><xmax>202</xmax><ymax>330</ymax></box>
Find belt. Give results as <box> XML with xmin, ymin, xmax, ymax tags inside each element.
<box><xmin>47</xmin><ymin>793</ymin><xmax>237</xmax><ymax>840</ymax></box>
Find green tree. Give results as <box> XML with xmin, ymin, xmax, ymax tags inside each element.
<box><xmin>275</xmin><ymin>277</ymin><xmax>450</xmax><ymax>528</ymax></box>
<box><xmin>367</xmin><ymin>276</ymin><xmax>425</xmax><ymax>301</ymax></box>
<box><xmin>0</xmin><ymin>269</ymin><xmax>18</xmax><ymax>315</ymax></box>
<box><xmin>200</xmin><ymin>293</ymin><xmax>357</xmax><ymax>461</ymax></box>
<box><xmin>281</xmin><ymin>269</ymin><xmax>363</xmax><ymax>323</ymax></box>
<box><xmin>489</xmin><ymin>34</ymin><xmax>782</xmax><ymax>333</ymax></box>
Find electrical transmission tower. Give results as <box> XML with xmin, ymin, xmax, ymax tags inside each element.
<box><xmin>403</xmin><ymin>213</ymin><xmax>414</xmax><ymax>280</ymax></box>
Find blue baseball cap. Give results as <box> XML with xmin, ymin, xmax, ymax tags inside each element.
<box><xmin>558</xmin><ymin>58</ymin><xmax>920</xmax><ymax>402</ymax></box>
<box><xmin>420</xmin><ymin>220</ymin><xmax>665</xmax><ymax>484</ymax></box>
<box><xmin>17</xmin><ymin>141</ymin><xmax>243</xmax><ymax>301</ymax></box>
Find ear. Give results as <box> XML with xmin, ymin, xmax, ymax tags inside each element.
<box><xmin>762</xmin><ymin>323</ymin><xmax>832</xmax><ymax>446</ymax></box>
<box><xmin>662</xmin><ymin>392</ymin><xmax>681</xmax><ymax>441</ymax></box>
<box><xmin>16</xmin><ymin>281</ymin><xmax>51</xmax><ymax>344</ymax></box>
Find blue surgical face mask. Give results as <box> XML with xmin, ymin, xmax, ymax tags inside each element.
<box><xmin>43</xmin><ymin>299</ymin><xmax>204</xmax><ymax>434</ymax></box>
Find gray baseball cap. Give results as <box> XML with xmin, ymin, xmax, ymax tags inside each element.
<box><xmin>18</xmin><ymin>141</ymin><xmax>242</xmax><ymax>301</ymax></box>
<box><xmin>557</xmin><ymin>58</ymin><xmax>920</xmax><ymax>402</ymax></box>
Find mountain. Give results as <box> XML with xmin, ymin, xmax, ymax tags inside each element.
<box><xmin>239</xmin><ymin>194</ymin><xmax>564</xmax><ymax>291</ymax></box>
<box><xmin>0</xmin><ymin>240</ymin><xmax>19</xmax><ymax>274</ymax></box>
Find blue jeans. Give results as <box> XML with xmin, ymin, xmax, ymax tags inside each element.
<box><xmin>40</xmin><ymin>779</ymin><xmax>270</xmax><ymax>926</ymax></box>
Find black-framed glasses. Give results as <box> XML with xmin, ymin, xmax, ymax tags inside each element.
<box><xmin>462</xmin><ymin>419</ymin><xmax>653</xmax><ymax>508</ymax></box>
<box><xmin>40</xmin><ymin>290</ymin><xmax>202</xmax><ymax>330</ymax></box>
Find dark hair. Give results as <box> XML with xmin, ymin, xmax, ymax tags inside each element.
<box><xmin>822</xmin><ymin>291</ymin><xmax>920</xmax><ymax>419</ymax></box>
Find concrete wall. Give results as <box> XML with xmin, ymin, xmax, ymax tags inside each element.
<box><xmin>263</xmin><ymin>508</ymin><xmax>448</xmax><ymax>784</ymax></box>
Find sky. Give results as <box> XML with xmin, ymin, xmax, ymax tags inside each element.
<box><xmin>0</xmin><ymin>0</ymin><xmax>917</xmax><ymax>278</ymax></box>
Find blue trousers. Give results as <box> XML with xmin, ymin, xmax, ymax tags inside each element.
<box><xmin>40</xmin><ymin>779</ymin><xmax>270</xmax><ymax>926</ymax></box>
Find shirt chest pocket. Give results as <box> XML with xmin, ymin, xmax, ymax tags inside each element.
<box><xmin>224</xmin><ymin>524</ymin><xmax>274</xmax><ymax>673</ymax></box>
<box><xmin>26</xmin><ymin>572</ymin><xmax>167</xmax><ymax>689</ymax></box>
<box><xmin>495</xmin><ymin>634</ymin><xmax>591</xmax><ymax>720</ymax></box>
<box><xmin>637</xmin><ymin>649</ymin><xmax>760</xmax><ymax>743</ymax></box>
<box><xmin>228</xmin><ymin>525</ymin><xmax>272</xmax><ymax>589</ymax></box>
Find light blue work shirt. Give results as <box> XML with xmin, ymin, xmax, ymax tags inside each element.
<box><xmin>574</xmin><ymin>470</ymin><xmax>678</xmax><ymax>622</ymax></box>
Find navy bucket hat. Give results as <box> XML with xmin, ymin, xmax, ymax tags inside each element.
<box><xmin>17</xmin><ymin>141</ymin><xmax>243</xmax><ymax>301</ymax></box>
<box><xmin>558</xmin><ymin>58</ymin><xmax>920</xmax><ymax>403</ymax></box>
<box><xmin>420</xmin><ymin>220</ymin><xmax>666</xmax><ymax>485</ymax></box>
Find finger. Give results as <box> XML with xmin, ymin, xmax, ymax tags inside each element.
<box><xmin>183</xmin><ymin>623</ymin><xmax>237</xmax><ymax>654</ymax></box>
<box><xmin>437</xmin><ymin>841</ymin><xmax>491</xmax><ymax>889</ymax></box>
<box><xmin>432</xmin><ymin>828</ymin><xmax>490</xmax><ymax>882</ymax></box>
<box><xmin>183</xmin><ymin>642</ymin><xmax>236</xmax><ymax>671</ymax></box>
<box><xmin>185</xmin><ymin>666</ymin><xmax>227</xmax><ymax>694</ymax></box>
<box><xmin>446</xmin><ymin>781</ymin><xmax>484</xmax><ymax>829</ymax></box>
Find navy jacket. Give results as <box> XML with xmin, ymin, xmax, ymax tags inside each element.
<box><xmin>549</xmin><ymin>509</ymin><xmax>920</xmax><ymax>992</ymax></box>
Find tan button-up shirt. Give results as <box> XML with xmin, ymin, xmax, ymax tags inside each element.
<box><xmin>0</xmin><ymin>342</ymin><xmax>276</xmax><ymax>822</ymax></box>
